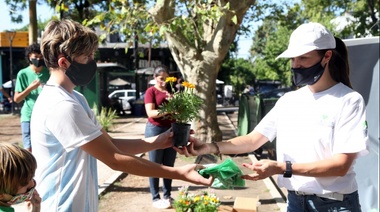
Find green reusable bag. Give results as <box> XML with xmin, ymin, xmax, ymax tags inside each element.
<box><xmin>198</xmin><ymin>158</ymin><xmax>245</xmax><ymax>189</ymax></box>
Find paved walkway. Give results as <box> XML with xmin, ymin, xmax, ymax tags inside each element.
<box><xmin>8</xmin><ymin>112</ymin><xmax>287</xmax><ymax>211</ymax></box>
<box><xmin>97</xmin><ymin>112</ymin><xmax>287</xmax><ymax>211</ymax></box>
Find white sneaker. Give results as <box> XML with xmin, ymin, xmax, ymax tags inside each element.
<box><xmin>163</xmin><ymin>198</ymin><xmax>174</xmax><ymax>208</ymax></box>
<box><xmin>152</xmin><ymin>199</ymin><xmax>170</xmax><ymax>209</ymax></box>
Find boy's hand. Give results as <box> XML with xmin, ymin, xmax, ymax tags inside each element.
<box><xmin>26</xmin><ymin>189</ymin><xmax>41</xmax><ymax>212</ymax></box>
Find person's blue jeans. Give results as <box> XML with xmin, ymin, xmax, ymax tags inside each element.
<box><xmin>21</xmin><ymin>121</ymin><xmax>31</xmax><ymax>150</ymax></box>
<box><xmin>287</xmin><ymin>190</ymin><xmax>362</xmax><ymax>212</ymax></box>
<box><xmin>145</xmin><ymin>122</ymin><xmax>177</xmax><ymax>201</ymax></box>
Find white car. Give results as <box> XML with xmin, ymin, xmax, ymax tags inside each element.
<box><xmin>108</xmin><ymin>89</ymin><xmax>136</xmax><ymax>111</ymax></box>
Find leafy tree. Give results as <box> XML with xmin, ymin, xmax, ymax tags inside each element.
<box><xmin>249</xmin><ymin>3</ymin><xmax>302</xmax><ymax>87</ymax></box>
<box><xmin>86</xmin><ymin>0</ymin><xmax>262</xmax><ymax>142</ymax></box>
<box><xmin>219</xmin><ymin>58</ymin><xmax>255</xmax><ymax>97</ymax></box>
<box><xmin>300</xmin><ymin>0</ymin><xmax>379</xmax><ymax>37</ymax></box>
<box><xmin>4</xmin><ymin>0</ymin><xmax>109</xmax><ymax>43</ymax></box>
<box><xmin>5</xmin><ymin>0</ymin><xmax>38</xmax><ymax>43</ymax></box>
<box><xmin>250</xmin><ymin>0</ymin><xmax>379</xmax><ymax>89</ymax></box>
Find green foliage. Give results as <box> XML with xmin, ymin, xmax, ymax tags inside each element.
<box><xmin>84</xmin><ymin>0</ymin><xmax>236</xmax><ymax>49</ymax></box>
<box><xmin>158</xmin><ymin>77</ymin><xmax>202</xmax><ymax>124</ymax></box>
<box><xmin>173</xmin><ymin>186</ymin><xmax>220</xmax><ymax>212</ymax></box>
<box><xmin>247</xmin><ymin>0</ymin><xmax>379</xmax><ymax>88</ymax></box>
<box><xmin>92</xmin><ymin>104</ymin><xmax>118</xmax><ymax>132</ymax></box>
<box><xmin>219</xmin><ymin>58</ymin><xmax>255</xmax><ymax>95</ymax></box>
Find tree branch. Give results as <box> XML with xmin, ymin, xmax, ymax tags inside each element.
<box><xmin>149</xmin><ymin>0</ymin><xmax>198</xmax><ymax>59</ymax></box>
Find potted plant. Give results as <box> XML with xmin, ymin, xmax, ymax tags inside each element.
<box><xmin>173</xmin><ymin>186</ymin><xmax>221</xmax><ymax>212</ymax></box>
<box><xmin>158</xmin><ymin>77</ymin><xmax>202</xmax><ymax>147</ymax></box>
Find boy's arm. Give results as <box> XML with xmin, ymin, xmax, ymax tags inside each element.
<box><xmin>101</xmin><ymin>129</ymin><xmax>172</xmax><ymax>155</ymax></box>
<box><xmin>80</xmin><ymin>133</ymin><xmax>213</xmax><ymax>186</ymax></box>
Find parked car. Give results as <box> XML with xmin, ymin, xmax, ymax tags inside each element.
<box><xmin>258</xmin><ymin>87</ymin><xmax>295</xmax><ymax>99</ymax></box>
<box><xmin>108</xmin><ymin>89</ymin><xmax>136</xmax><ymax>111</ymax></box>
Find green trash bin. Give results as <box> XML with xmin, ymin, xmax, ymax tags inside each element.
<box><xmin>131</xmin><ymin>100</ymin><xmax>146</xmax><ymax>116</ymax></box>
<box><xmin>237</xmin><ymin>94</ymin><xmax>279</xmax><ymax>159</ymax></box>
<box><xmin>237</xmin><ymin>94</ymin><xmax>262</xmax><ymax>136</ymax></box>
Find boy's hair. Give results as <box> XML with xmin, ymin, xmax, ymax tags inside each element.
<box><xmin>40</xmin><ymin>19</ymin><xmax>99</xmax><ymax>69</ymax></box>
<box><xmin>25</xmin><ymin>43</ymin><xmax>42</xmax><ymax>58</ymax></box>
<box><xmin>0</xmin><ymin>143</ymin><xmax>37</xmax><ymax>195</ymax></box>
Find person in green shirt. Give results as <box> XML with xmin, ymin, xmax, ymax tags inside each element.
<box><xmin>14</xmin><ymin>43</ymin><xmax>50</xmax><ymax>152</ymax></box>
<box><xmin>0</xmin><ymin>143</ymin><xmax>41</xmax><ymax>212</ymax></box>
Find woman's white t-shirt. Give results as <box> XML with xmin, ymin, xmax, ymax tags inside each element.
<box><xmin>255</xmin><ymin>83</ymin><xmax>368</xmax><ymax>194</ymax></box>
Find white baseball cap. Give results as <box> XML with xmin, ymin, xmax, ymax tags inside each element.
<box><xmin>276</xmin><ymin>22</ymin><xmax>336</xmax><ymax>59</ymax></box>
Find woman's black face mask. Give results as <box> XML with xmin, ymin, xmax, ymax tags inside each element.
<box><xmin>291</xmin><ymin>57</ymin><xmax>325</xmax><ymax>86</ymax></box>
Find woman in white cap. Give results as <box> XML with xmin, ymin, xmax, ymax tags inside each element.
<box><xmin>178</xmin><ymin>22</ymin><xmax>368</xmax><ymax>211</ymax></box>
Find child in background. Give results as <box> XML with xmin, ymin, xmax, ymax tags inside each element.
<box><xmin>0</xmin><ymin>143</ymin><xmax>41</xmax><ymax>212</ymax></box>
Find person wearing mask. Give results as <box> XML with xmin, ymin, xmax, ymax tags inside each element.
<box><xmin>0</xmin><ymin>86</ymin><xmax>12</xmax><ymax>103</ymax></box>
<box><xmin>31</xmin><ymin>19</ymin><xmax>212</xmax><ymax>211</ymax></box>
<box><xmin>0</xmin><ymin>143</ymin><xmax>41</xmax><ymax>212</ymax></box>
<box><xmin>144</xmin><ymin>65</ymin><xmax>176</xmax><ymax>209</ymax></box>
<box><xmin>178</xmin><ymin>22</ymin><xmax>368</xmax><ymax>211</ymax></box>
<box><xmin>14</xmin><ymin>43</ymin><xmax>50</xmax><ymax>152</ymax></box>
<box><xmin>0</xmin><ymin>86</ymin><xmax>12</xmax><ymax>113</ymax></box>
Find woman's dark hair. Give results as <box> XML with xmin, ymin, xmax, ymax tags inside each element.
<box><xmin>319</xmin><ymin>37</ymin><xmax>352</xmax><ymax>88</ymax></box>
<box><xmin>153</xmin><ymin>65</ymin><xmax>169</xmax><ymax>77</ymax></box>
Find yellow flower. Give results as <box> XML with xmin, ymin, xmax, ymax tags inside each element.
<box><xmin>158</xmin><ymin>78</ymin><xmax>202</xmax><ymax>124</ymax></box>
<box><xmin>183</xmin><ymin>81</ymin><xmax>195</xmax><ymax>89</ymax></box>
<box><xmin>165</xmin><ymin>77</ymin><xmax>177</xmax><ymax>83</ymax></box>
<box><xmin>194</xmin><ymin>196</ymin><xmax>201</xmax><ymax>202</ymax></box>
<box><xmin>173</xmin><ymin>186</ymin><xmax>220</xmax><ymax>212</ymax></box>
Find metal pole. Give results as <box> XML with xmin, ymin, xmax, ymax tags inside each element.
<box><xmin>134</xmin><ymin>33</ymin><xmax>140</xmax><ymax>99</ymax></box>
<box><xmin>6</xmin><ymin>31</ymin><xmax>16</xmax><ymax>115</ymax></box>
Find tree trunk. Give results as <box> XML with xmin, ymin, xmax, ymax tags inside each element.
<box><xmin>171</xmin><ymin>54</ymin><xmax>222</xmax><ymax>143</ymax></box>
<box><xmin>150</xmin><ymin>0</ymin><xmax>255</xmax><ymax>142</ymax></box>
<box><xmin>29</xmin><ymin>0</ymin><xmax>38</xmax><ymax>43</ymax></box>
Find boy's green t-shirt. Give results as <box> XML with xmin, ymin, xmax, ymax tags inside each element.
<box><xmin>0</xmin><ymin>206</ymin><xmax>14</xmax><ymax>212</ymax></box>
<box><xmin>15</xmin><ymin>66</ymin><xmax>50</xmax><ymax>122</ymax></box>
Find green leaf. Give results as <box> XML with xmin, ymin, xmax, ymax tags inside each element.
<box><xmin>231</xmin><ymin>15</ymin><xmax>237</xmax><ymax>25</ymax></box>
<box><xmin>159</xmin><ymin>25</ymin><xmax>168</xmax><ymax>36</ymax></box>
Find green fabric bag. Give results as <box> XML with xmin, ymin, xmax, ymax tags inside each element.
<box><xmin>198</xmin><ymin>158</ymin><xmax>245</xmax><ymax>189</ymax></box>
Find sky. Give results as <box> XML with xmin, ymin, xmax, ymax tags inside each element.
<box><xmin>0</xmin><ymin>0</ymin><xmax>252</xmax><ymax>59</ymax></box>
<box><xmin>0</xmin><ymin>0</ymin><xmax>54</xmax><ymax>31</ymax></box>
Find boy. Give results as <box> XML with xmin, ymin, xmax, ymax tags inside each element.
<box><xmin>31</xmin><ymin>19</ymin><xmax>212</xmax><ymax>211</ymax></box>
<box><xmin>0</xmin><ymin>143</ymin><xmax>41</xmax><ymax>212</ymax></box>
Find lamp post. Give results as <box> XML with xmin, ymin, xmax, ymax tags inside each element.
<box><xmin>134</xmin><ymin>33</ymin><xmax>140</xmax><ymax>99</ymax></box>
<box><xmin>6</xmin><ymin>30</ymin><xmax>16</xmax><ymax>115</ymax></box>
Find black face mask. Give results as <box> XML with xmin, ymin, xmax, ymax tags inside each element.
<box><xmin>30</xmin><ymin>58</ymin><xmax>45</xmax><ymax>67</ymax></box>
<box><xmin>291</xmin><ymin>58</ymin><xmax>325</xmax><ymax>86</ymax></box>
<box><xmin>65</xmin><ymin>58</ymin><xmax>97</xmax><ymax>86</ymax></box>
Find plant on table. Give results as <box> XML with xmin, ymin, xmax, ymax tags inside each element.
<box><xmin>173</xmin><ymin>186</ymin><xmax>221</xmax><ymax>212</ymax></box>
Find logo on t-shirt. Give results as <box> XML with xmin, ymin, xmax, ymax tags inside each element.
<box><xmin>363</xmin><ymin>121</ymin><xmax>368</xmax><ymax>136</ymax></box>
